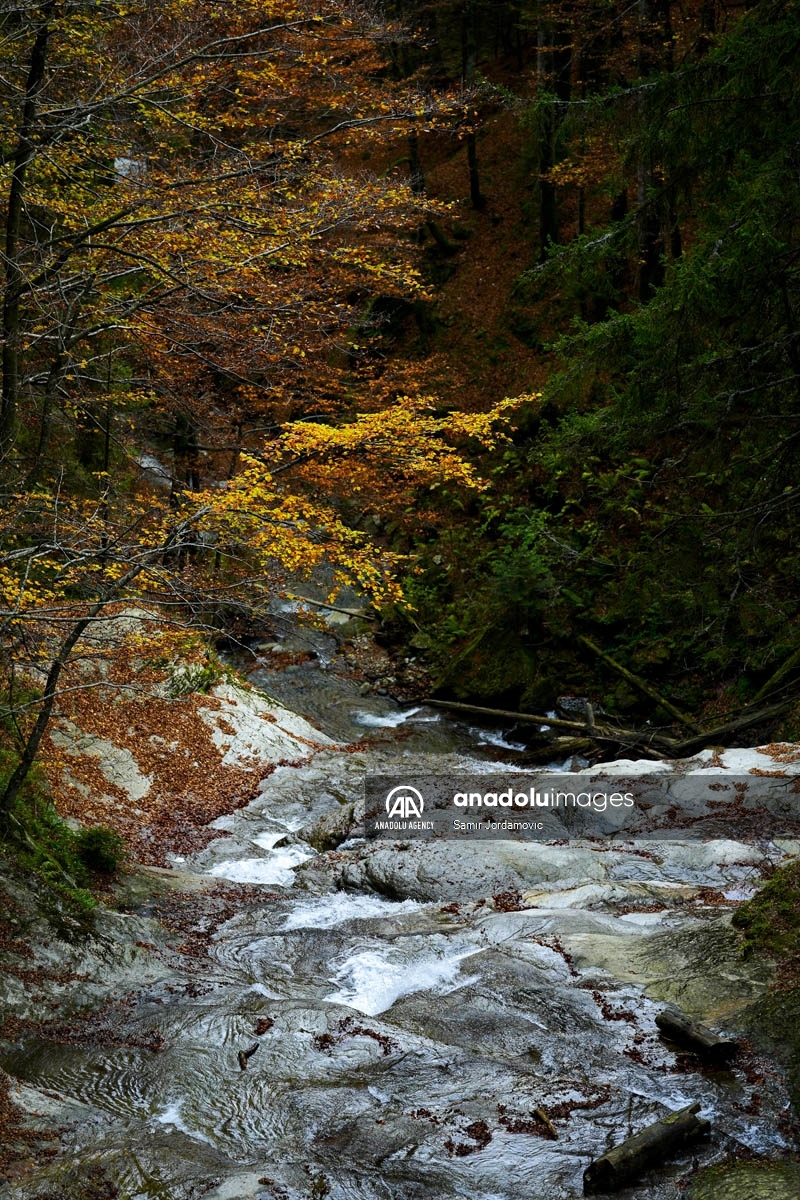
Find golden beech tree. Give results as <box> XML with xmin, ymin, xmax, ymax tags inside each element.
<box><xmin>0</xmin><ymin>392</ymin><xmax>527</xmax><ymax>819</ymax></box>
<box><xmin>0</xmin><ymin>0</ymin><xmax>492</xmax><ymax>819</ymax></box>
<box><xmin>0</xmin><ymin>0</ymin><xmax>458</xmax><ymax>479</ymax></box>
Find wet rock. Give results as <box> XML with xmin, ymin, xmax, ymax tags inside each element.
<box><xmin>297</xmin><ymin>841</ymin><xmax>611</xmax><ymax>902</ymax></box>
<box><xmin>566</xmin><ymin>919</ymin><xmax>772</xmax><ymax>1021</ymax></box>
<box><xmin>735</xmin><ymin>985</ymin><xmax>800</xmax><ymax>1113</ymax></box>
<box><xmin>688</xmin><ymin>1162</ymin><xmax>800</xmax><ymax>1199</ymax></box>
<box><xmin>299</xmin><ymin>803</ymin><xmax>356</xmax><ymax>852</ymax></box>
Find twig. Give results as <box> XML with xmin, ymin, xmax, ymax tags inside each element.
<box><xmin>534</xmin><ymin>1106</ymin><xmax>558</xmax><ymax>1139</ymax></box>
<box><xmin>282</xmin><ymin>593</ymin><xmax>374</xmax><ymax>620</ymax></box>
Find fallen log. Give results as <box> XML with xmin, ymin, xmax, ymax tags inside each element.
<box><xmin>419</xmin><ymin>698</ymin><xmax>679</xmax><ymax>752</ymax></box>
<box><xmin>583</xmin><ymin>1102</ymin><xmax>710</xmax><ymax>1194</ymax></box>
<box><xmin>655</xmin><ymin>1009</ymin><xmax>738</xmax><ymax>1062</ymax></box>
<box><xmin>421</xmin><ymin>694</ymin><xmax>797</xmax><ymax>762</ymax></box>
<box><xmin>282</xmin><ymin>593</ymin><xmax>374</xmax><ymax>620</ymax></box>
<box><xmin>751</xmin><ymin>647</ymin><xmax>800</xmax><ymax>704</ymax></box>
<box><xmin>578</xmin><ymin>636</ymin><xmax>702</xmax><ymax>733</ymax></box>
<box><xmin>519</xmin><ymin>737</ymin><xmax>595</xmax><ymax>763</ymax></box>
<box><xmin>668</xmin><ymin>697</ymin><xmax>794</xmax><ymax>758</ymax></box>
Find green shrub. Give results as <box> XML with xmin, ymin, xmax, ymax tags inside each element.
<box><xmin>74</xmin><ymin>825</ymin><xmax>126</xmax><ymax>874</ymax></box>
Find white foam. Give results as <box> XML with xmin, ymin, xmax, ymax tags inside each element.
<box><xmin>280</xmin><ymin>893</ymin><xmax>422</xmax><ymax>930</ymax></box>
<box><xmin>206</xmin><ymin>845</ymin><xmax>313</xmax><ymax>886</ymax></box>
<box><xmin>325</xmin><ymin>946</ymin><xmax>481</xmax><ymax>1015</ymax></box>
<box><xmin>258</xmin><ymin>808</ymin><xmax>309</xmax><ymax>832</ymax></box>
<box><xmin>469</xmin><ymin>725</ymin><xmax>528</xmax><ymax>751</ymax></box>
<box><xmin>353</xmin><ymin>706</ymin><xmax>424</xmax><ymax>728</ymax></box>
<box><xmin>252</xmin><ymin>830</ymin><xmax>288</xmax><ymax>850</ymax></box>
<box><xmin>153</xmin><ymin>1100</ymin><xmax>214</xmax><ymax>1145</ymax></box>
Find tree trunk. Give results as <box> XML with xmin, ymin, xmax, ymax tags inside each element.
<box><xmin>408</xmin><ymin>131</ymin><xmax>425</xmax><ymax>196</ymax></box>
<box><xmin>0</xmin><ymin>514</ymin><xmax>203</xmax><ymax>824</ymax></box>
<box><xmin>536</xmin><ymin>23</ymin><xmax>571</xmax><ymax>260</ymax></box>
<box><xmin>1</xmin><ymin>7</ymin><xmax>54</xmax><ymax>454</ymax></box>
<box><xmin>462</xmin><ymin>0</ymin><xmax>484</xmax><ymax>209</ymax></box>
<box><xmin>24</xmin><ymin>293</ymin><xmax>87</xmax><ymax>491</ymax></box>
<box><xmin>636</xmin><ymin>0</ymin><xmax>670</xmax><ymax>300</ymax></box>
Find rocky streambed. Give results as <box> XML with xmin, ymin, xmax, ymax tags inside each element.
<box><xmin>2</xmin><ymin>630</ymin><xmax>800</xmax><ymax>1200</ymax></box>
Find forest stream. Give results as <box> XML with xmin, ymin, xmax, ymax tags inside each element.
<box><xmin>2</xmin><ymin>611</ymin><xmax>800</xmax><ymax>1200</ymax></box>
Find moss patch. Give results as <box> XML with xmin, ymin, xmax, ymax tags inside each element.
<box><xmin>435</xmin><ymin>626</ymin><xmax>541</xmax><ymax>703</ymax></box>
<box><xmin>732</xmin><ymin>861</ymin><xmax>800</xmax><ymax>979</ymax></box>
<box><xmin>731</xmin><ymin>861</ymin><xmax>800</xmax><ymax>1112</ymax></box>
<box><xmin>688</xmin><ymin>1161</ymin><xmax>800</xmax><ymax>1200</ymax></box>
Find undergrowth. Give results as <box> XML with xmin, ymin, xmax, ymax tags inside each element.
<box><xmin>1</xmin><ymin>741</ymin><xmax>123</xmax><ymax>922</ymax></box>
<box><xmin>733</xmin><ymin>861</ymin><xmax>800</xmax><ymax>980</ymax></box>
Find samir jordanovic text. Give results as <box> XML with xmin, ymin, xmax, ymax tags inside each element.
<box><xmin>454</xmin><ymin>788</ymin><xmax>634</xmax><ymax>812</ymax></box>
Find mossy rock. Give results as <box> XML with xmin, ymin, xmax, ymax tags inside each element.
<box><xmin>730</xmin><ymin>862</ymin><xmax>800</xmax><ymax>1111</ymax></box>
<box><xmin>688</xmin><ymin>1161</ymin><xmax>800</xmax><ymax>1200</ymax></box>
<box><xmin>435</xmin><ymin>627</ymin><xmax>538</xmax><ymax>702</ymax></box>
<box><xmin>732</xmin><ymin>861</ymin><xmax>800</xmax><ymax>963</ymax></box>
<box><xmin>735</xmin><ymin>987</ymin><xmax>800</xmax><ymax>1114</ymax></box>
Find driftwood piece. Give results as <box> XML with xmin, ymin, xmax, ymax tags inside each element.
<box><xmin>583</xmin><ymin>1102</ymin><xmax>710</xmax><ymax>1194</ymax></box>
<box><xmin>655</xmin><ymin>1009</ymin><xmax>738</xmax><ymax>1062</ymax></box>
<box><xmin>237</xmin><ymin>1041</ymin><xmax>259</xmax><ymax>1070</ymax></box>
<box><xmin>534</xmin><ymin>1106</ymin><xmax>558</xmax><ymax>1139</ymax></box>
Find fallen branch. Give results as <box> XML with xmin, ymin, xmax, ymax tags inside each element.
<box><xmin>751</xmin><ymin>647</ymin><xmax>800</xmax><ymax>705</ymax></box>
<box><xmin>420</xmin><ymin>698</ymin><xmax>678</xmax><ymax>753</ymax></box>
<box><xmin>534</xmin><ymin>1106</ymin><xmax>558</xmax><ymax>1139</ymax></box>
<box><xmin>282</xmin><ymin>593</ymin><xmax>375</xmax><ymax>620</ymax></box>
<box><xmin>668</xmin><ymin>697</ymin><xmax>794</xmax><ymax>757</ymax></box>
<box><xmin>579</xmin><ymin>636</ymin><xmax>702</xmax><ymax>733</ymax></box>
<box><xmin>237</xmin><ymin>1042</ymin><xmax>259</xmax><ymax>1070</ymax></box>
<box><xmin>520</xmin><ymin>737</ymin><xmax>595</xmax><ymax>763</ymax></box>
<box><xmin>421</xmin><ymin>693</ymin><xmax>797</xmax><ymax>762</ymax></box>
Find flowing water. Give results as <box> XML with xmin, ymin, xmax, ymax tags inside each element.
<box><xmin>1</xmin><ymin>618</ymin><xmax>798</xmax><ymax>1199</ymax></box>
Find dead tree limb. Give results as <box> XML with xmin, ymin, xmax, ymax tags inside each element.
<box><xmin>668</xmin><ymin>698</ymin><xmax>794</xmax><ymax>757</ymax></box>
<box><xmin>750</xmin><ymin>650</ymin><xmax>800</xmax><ymax>705</ymax></box>
<box><xmin>579</xmin><ymin>636</ymin><xmax>702</xmax><ymax>733</ymax></box>
<box><xmin>421</xmin><ymin>694</ymin><xmax>797</xmax><ymax>761</ymax></box>
<box><xmin>420</xmin><ymin>698</ymin><xmax>679</xmax><ymax>752</ymax></box>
